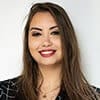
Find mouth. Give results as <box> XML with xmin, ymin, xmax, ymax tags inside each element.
<box><xmin>39</xmin><ymin>49</ymin><xmax>56</xmax><ymax>57</ymax></box>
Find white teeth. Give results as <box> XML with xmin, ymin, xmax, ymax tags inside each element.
<box><xmin>41</xmin><ymin>51</ymin><xmax>53</xmax><ymax>54</ymax></box>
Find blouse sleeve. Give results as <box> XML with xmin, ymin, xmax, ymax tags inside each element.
<box><xmin>0</xmin><ymin>78</ymin><xmax>18</xmax><ymax>100</ymax></box>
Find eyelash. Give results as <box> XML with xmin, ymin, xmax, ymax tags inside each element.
<box><xmin>31</xmin><ymin>31</ymin><xmax>60</xmax><ymax>37</ymax></box>
<box><xmin>32</xmin><ymin>32</ymin><xmax>41</xmax><ymax>36</ymax></box>
<box><xmin>51</xmin><ymin>31</ymin><xmax>60</xmax><ymax>35</ymax></box>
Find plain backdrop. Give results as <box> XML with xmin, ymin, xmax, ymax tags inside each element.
<box><xmin>0</xmin><ymin>0</ymin><xmax>100</xmax><ymax>88</ymax></box>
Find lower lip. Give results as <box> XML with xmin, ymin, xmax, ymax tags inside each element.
<box><xmin>39</xmin><ymin>51</ymin><xmax>56</xmax><ymax>57</ymax></box>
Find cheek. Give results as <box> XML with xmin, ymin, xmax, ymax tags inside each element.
<box><xmin>28</xmin><ymin>35</ymin><xmax>42</xmax><ymax>61</ymax></box>
<box><xmin>28</xmin><ymin>38</ymin><xmax>40</xmax><ymax>51</ymax></box>
<box><xmin>55</xmin><ymin>39</ymin><xmax>62</xmax><ymax>57</ymax></box>
<box><xmin>28</xmin><ymin>40</ymin><xmax>40</xmax><ymax>60</ymax></box>
<box><xmin>53</xmin><ymin>38</ymin><xmax>61</xmax><ymax>49</ymax></box>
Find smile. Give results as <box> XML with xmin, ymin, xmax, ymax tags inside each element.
<box><xmin>39</xmin><ymin>49</ymin><xmax>56</xmax><ymax>57</ymax></box>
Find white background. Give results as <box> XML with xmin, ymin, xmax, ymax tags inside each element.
<box><xmin>0</xmin><ymin>0</ymin><xmax>100</xmax><ymax>88</ymax></box>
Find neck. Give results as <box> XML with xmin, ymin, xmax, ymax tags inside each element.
<box><xmin>38</xmin><ymin>64</ymin><xmax>62</xmax><ymax>92</ymax></box>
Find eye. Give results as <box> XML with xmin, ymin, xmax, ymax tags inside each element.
<box><xmin>51</xmin><ymin>31</ymin><xmax>60</xmax><ymax>35</ymax></box>
<box><xmin>31</xmin><ymin>32</ymin><xmax>41</xmax><ymax>37</ymax></box>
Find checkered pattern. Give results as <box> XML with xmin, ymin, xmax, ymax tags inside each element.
<box><xmin>0</xmin><ymin>78</ymin><xmax>18</xmax><ymax>100</ymax></box>
<box><xmin>0</xmin><ymin>77</ymin><xmax>100</xmax><ymax>100</ymax></box>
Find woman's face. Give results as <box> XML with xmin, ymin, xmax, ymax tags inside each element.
<box><xmin>28</xmin><ymin>12</ymin><xmax>62</xmax><ymax>67</ymax></box>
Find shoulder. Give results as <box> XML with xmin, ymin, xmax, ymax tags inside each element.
<box><xmin>57</xmin><ymin>86</ymin><xmax>100</xmax><ymax>100</ymax></box>
<box><xmin>0</xmin><ymin>76</ymin><xmax>19</xmax><ymax>99</ymax></box>
<box><xmin>92</xmin><ymin>86</ymin><xmax>100</xmax><ymax>93</ymax></box>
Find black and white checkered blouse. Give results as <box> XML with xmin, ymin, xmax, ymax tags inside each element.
<box><xmin>0</xmin><ymin>77</ymin><xmax>100</xmax><ymax>100</ymax></box>
<box><xmin>0</xmin><ymin>77</ymin><xmax>18</xmax><ymax>100</ymax></box>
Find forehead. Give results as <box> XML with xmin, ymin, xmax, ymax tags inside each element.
<box><xmin>29</xmin><ymin>12</ymin><xmax>57</xmax><ymax>27</ymax></box>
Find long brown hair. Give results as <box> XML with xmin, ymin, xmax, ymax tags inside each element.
<box><xmin>19</xmin><ymin>2</ymin><xmax>99</xmax><ymax>100</ymax></box>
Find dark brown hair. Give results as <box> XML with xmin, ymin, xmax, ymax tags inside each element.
<box><xmin>19</xmin><ymin>2</ymin><xmax>99</xmax><ymax>100</ymax></box>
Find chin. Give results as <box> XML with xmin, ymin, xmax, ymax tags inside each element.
<box><xmin>38</xmin><ymin>60</ymin><xmax>61</xmax><ymax>67</ymax></box>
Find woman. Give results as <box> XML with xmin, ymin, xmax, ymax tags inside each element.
<box><xmin>0</xmin><ymin>2</ymin><xmax>100</xmax><ymax>100</ymax></box>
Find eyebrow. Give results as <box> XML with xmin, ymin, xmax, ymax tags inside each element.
<box><xmin>30</xmin><ymin>27</ymin><xmax>42</xmax><ymax>31</ymax></box>
<box><xmin>29</xmin><ymin>25</ymin><xmax>58</xmax><ymax>31</ymax></box>
<box><xmin>49</xmin><ymin>26</ymin><xmax>58</xmax><ymax>30</ymax></box>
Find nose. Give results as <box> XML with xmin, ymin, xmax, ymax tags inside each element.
<box><xmin>42</xmin><ymin>35</ymin><xmax>52</xmax><ymax>47</ymax></box>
